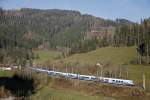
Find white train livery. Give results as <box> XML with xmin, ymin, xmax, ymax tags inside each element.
<box><xmin>29</xmin><ymin>67</ymin><xmax>134</xmax><ymax>86</ymax></box>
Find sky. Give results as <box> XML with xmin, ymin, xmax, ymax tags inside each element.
<box><xmin>0</xmin><ymin>0</ymin><xmax>150</xmax><ymax>22</ymax></box>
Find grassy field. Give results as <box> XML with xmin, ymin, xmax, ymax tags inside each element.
<box><xmin>0</xmin><ymin>70</ymin><xmax>13</xmax><ymax>77</ymax></box>
<box><xmin>128</xmin><ymin>65</ymin><xmax>150</xmax><ymax>91</ymax></box>
<box><xmin>35</xmin><ymin>47</ymin><xmax>137</xmax><ymax>66</ymax></box>
<box><xmin>34</xmin><ymin>50</ymin><xmax>62</xmax><ymax>64</ymax></box>
<box><xmin>61</xmin><ymin>46</ymin><xmax>150</xmax><ymax>91</ymax></box>
<box><xmin>31</xmin><ymin>87</ymin><xmax>115</xmax><ymax>100</ymax></box>
<box><xmin>33</xmin><ymin>46</ymin><xmax>150</xmax><ymax>99</ymax></box>
<box><xmin>63</xmin><ymin>46</ymin><xmax>137</xmax><ymax>66</ymax></box>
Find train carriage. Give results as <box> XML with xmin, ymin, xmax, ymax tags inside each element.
<box><xmin>79</xmin><ymin>75</ymin><xmax>92</xmax><ymax>81</ymax></box>
<box><xmin>66</xmin><ymin>73</ymin><xmax>78</xmax><ymax>79</ymax></box>
<box><xmin>29</xmin><ymin>67</ymin><xmax>134</xmax><ymax>86</ymax></box>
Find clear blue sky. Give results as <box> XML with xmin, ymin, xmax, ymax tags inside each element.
<box><xmin>0</xmin><ymin>0</ymin><xmax>150</xmax><ymax>22</ymax></box>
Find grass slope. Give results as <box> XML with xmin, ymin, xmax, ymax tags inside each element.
<box><xmin>34</xmin><ymin>50</ymin><xmax>62</xmax><ymax>64</ymax></box>
<box><xmin>63</xmin><ymin>46</ymin><xmax>137</xmax><ymax>68</ymax></box>
<box><xmin>128</xmin><ymin>65</ymin><xmax>150</xmax><ymax>91</ymax></box>
<box><xmin>34</xmin><ymin>46</ymin><xmax>150</xmax><ymax>99</ymax></box>
<box><xmin>35</xmin><ymin>47</ymin><xmax>137</xmax><ymax>66</ymax></box>
<box><xmin>31</xmin><ymin>87</ymin><xmax>115</xmax><ymax>100</ymax></box>
<box><xmin>63</xmin><ymin>46</ymin><xmax>150</xmax><ymax>92</ymax></box>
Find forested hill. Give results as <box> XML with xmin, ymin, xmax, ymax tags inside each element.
<box><xmin>0</xmin><ymin>8</ymin><xmax>121</xmax><ymax>51</ymax></box>
<box><xmin>1</xmin><ymin>8</ymin><xmax>143</xmax><ymax>65</ymax></box>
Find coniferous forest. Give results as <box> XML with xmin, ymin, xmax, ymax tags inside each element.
<box><xmin>0</xmin><ymin>8</ymin><xmax>150</xmax><ymax>66</ymax></box>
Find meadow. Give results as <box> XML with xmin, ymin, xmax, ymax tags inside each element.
<box><xmin>33</xmin><ymin>46</ymin><xmax>150</xmax><ymax>100</ymax></box>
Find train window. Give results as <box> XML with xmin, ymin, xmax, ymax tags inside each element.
<box><xmin>105</xmin><ymin>79</ymin><xmax>109</xmax><ymax>82</ymax></box>
<box><xmin>84</xmin><ymin>76</ymin><xmax>89</xmax><ymax>79</ymax></box>
<box><xmin>56</xmin><ymin>73</ymin><xmax>61</xmax><ymax>75</ymax></box>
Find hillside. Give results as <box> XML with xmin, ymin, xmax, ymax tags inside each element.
<box><xmin>59</xmin><ymin>46</ymin><xmax>150</xmax><ymax>88</ymax></box>
<box><xmin>1</xmin><ymin>8</ymin><xmax>116</xmax><ymax>48</ymax></box>
<box><xmin>0</xmin><ymin>8</ymin><xmax>137</xmax><ymax>66</ymax></box>
<box><xmin>0</xmin><ymin>8</ymin><xmax>135</xmax><ymax>52</ymax></box>
<box><xmin>35</xmin><ymin>46</ymin><xmax>150</xmax><ymax>90</ymax></box>
<box><xmin>62</xmin><ymin>46</ymin><xmax>137</xmax><ymax>65</ymax></box>
<box><xmin>35</xmin><ymin>46</ymin><xmax>137</xmax><ymax>71</ymax></box>
<box><xmin>34</xmin><ymin>46</ymin><xmax>150</xmax><ymax>100</ymax></box>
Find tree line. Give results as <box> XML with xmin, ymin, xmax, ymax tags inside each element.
<box><xmin>113</xmin><ymin>18</ymin><xmax>150</xmax><ymax>64</ymax></box>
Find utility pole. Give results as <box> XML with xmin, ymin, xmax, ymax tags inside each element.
<box><xmin>101</xmin><ymin>66</ymin><xmax>103</xmax><ymax>78</ymax></box>
<box><xmin>96</xmin><ymin>62</ymin><xmax>103</xmax><ymax>78</ymax></box>
<box><xmin>52</xmin><ymin>64</ymin><xmax>55</xmax><ymax>71</ymax></box>
<box><xmin>97</xmin><ymin>70</ymin><xmax>99</xmax><ymax>77</ymax></box>
<box><xmin>77</xmin><ymin>63</ymin><xmax>79</xmax><ymax>74</ymax></box>
<box><xmin>72</xmin><ymin>66</ymin><xmax>73</xmax><ymax>73</ymax></box>
<box><xmin>126</xmin><ymin>67</ymin><xmax>128</xmax><ymax>79</ymax></box>
<box><xmin>115</xmin><ymin>71</ymin><xmax>116</xmax><ymax>78</ymax></box>
<box><xmin>65</xmin><ymin>65</ymin><xmax>68</xmax><ymax>73</ymax></box>
<box><xmin>119</xmin><ymin>66</ymin><xmax>122</xmax><ymax>78</ymax></box>
<box><xmin>46</xmin><ymin>66</ymin><xmax>47</xmax><ymax>71</ymax></box>
<box><xmin>143</xmin><ymin>73</ymin><xmax>146</xmax><ymax>90</ymax></box>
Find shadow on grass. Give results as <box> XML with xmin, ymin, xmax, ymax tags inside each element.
<box><xmin>0</xmin><ymin>74</ymin><xmax>35</xmax><ymax>97</ymax></box>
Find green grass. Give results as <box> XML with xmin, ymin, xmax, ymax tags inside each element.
<box><xmin>34</xmin><ymin>50</ymin><xmax>62</xmax><ymax>63</ymax></box>
<box><xmin>31</xmin><ymin>87</ymin><xmax>115</xmax><ymax>100</ymax></box>
<box><xmin>0</xmin><ymin>70</ymin><xmax>13</xmax><ymax>77</ymax></box>
<box><xmin>63</xmin><ymin>46</ymin><xmax>137</xmax><ymax>68</ymax></box>
<box><xmin>33</xmin><ymin>46</ymin><xmax>150</xmax><ymax>99</ymax></box>
<box><xmin>128</xmin><ymin>65</ymin><xmax>150</xmax><ymax>91</ymax></box>
<box><xmin>59</xmin><ymin>46</ymin><xmax>150</xmax><ymax>91</ymax></box>
<box><xmin>35</xmin><ymin>47</ymin><xmax>137</xmax><ymax>66</ymax></box>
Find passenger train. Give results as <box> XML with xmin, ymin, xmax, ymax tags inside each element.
<box><xmin>29</xmin><ymin>67</ymin><xmax>134</xmax><ymax>86</ymax></box>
